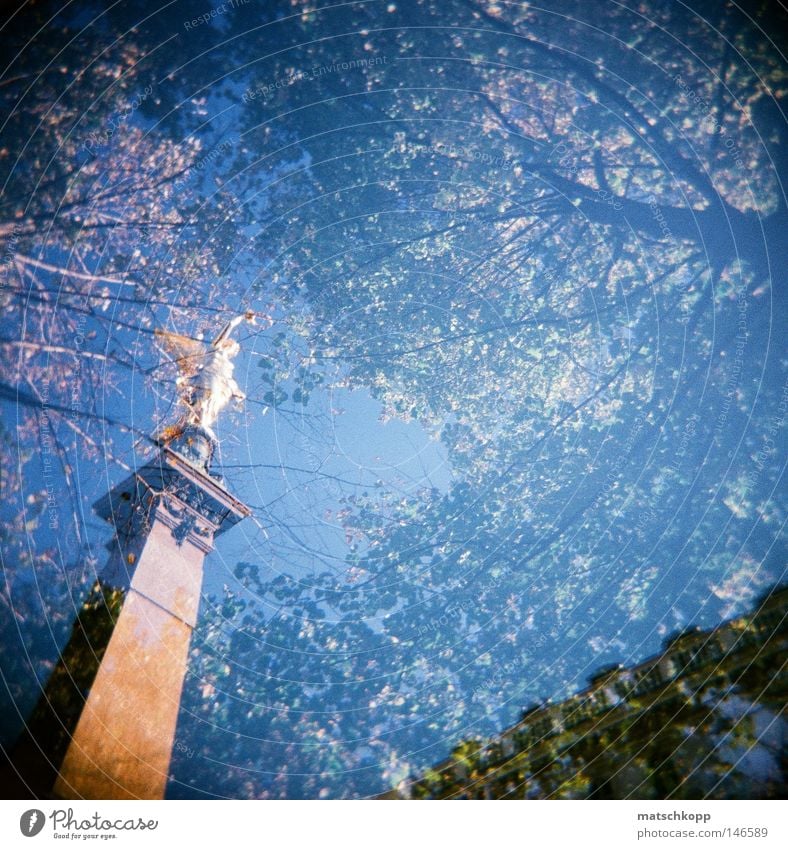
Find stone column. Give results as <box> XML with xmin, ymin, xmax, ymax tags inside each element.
<box><xmin>56</xmin><ymin>440</ymin><xmax>249</xmax><ymax>799</ymax></box>
<box><xmin>4</xmin><ymin>432</ymin><xmax>249</xmax><ymax>800</ymax></box>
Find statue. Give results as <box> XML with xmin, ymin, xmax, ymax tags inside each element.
<box><xmin>155</xmin><ymin>311</ymin><xmax>257</xmax><ymax>446</ymax></box>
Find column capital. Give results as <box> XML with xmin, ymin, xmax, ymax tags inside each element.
<box><xmin>94</xmin><ymin>444</ymin><xmax>251</xmax><ymax>550</ymax></box>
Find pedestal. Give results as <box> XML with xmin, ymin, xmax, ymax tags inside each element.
<box><xmin>5</xmin><ymin>436</ymin><xmax>249</xmax><ymax>799</ymax></box>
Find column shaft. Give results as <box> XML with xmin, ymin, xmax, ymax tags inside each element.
<box><xmin>54</xmin><ymin>499</ymin><xmax>207</xmax><ymax>800</ymax></box>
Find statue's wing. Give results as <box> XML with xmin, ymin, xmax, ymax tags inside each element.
<box><xmin>154</xmin><ymin>329</ymin><xmax>208</xmax><ymax>377</ymax></box>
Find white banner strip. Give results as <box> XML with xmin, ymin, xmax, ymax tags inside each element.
<box><xmin>0</xmin><ymin>799</ymin><xmax>784</xmax><ymax>848</ymax></box>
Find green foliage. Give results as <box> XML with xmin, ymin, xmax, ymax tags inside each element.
<box><xmin>1</xmin><ymin>582</ymin><xmax>126</xmax><ymax>796</ymax></box>
<box><xmin>410</xmin><ymin>593</ymin><xmax>787</xmax><ymax>799</ymax></box>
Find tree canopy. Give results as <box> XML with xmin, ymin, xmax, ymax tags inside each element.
<box><xmin>1</xmin><ymin>0</ymin><xmax>785</xmax><ymax>799</ymax></box>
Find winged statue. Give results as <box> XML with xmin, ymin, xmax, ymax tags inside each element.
<box><xmin>155</xmin><ymin>311</ymin><xmax>257</xmax><ymax>441</ymax></box>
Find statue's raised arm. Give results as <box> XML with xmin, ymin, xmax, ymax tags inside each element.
<box><xmin>211</xmin><ymin>310</ymin><xmax>256</xmax><ymax>347</ymax></box>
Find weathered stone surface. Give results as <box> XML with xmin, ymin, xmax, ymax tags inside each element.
<box><xmin>47</xmin><ymin>447</ymin><xmax>249</xmax><ymax>800</ymax></box>
<box><xmin>54</xmin><ymin>590</ymin><xmax>193</xmax><ymax>799</ymax></box>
